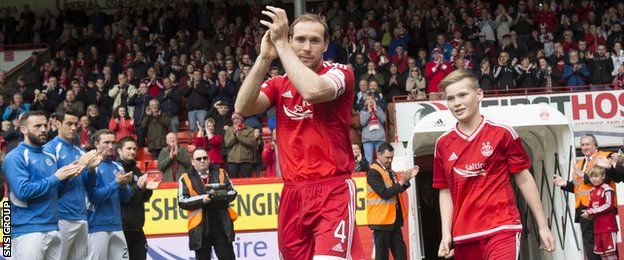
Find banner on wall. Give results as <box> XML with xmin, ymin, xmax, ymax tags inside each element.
<box><xmin>395</xmin><ymin>90</ymin><xmax>624</xmax><ymax>147</ymax></box>
<box><xmin>146</xmin><ymin>231</ymin><xmax>279</xmax><ymax>260</ymax></box>
<box><xmin>143</xmin><ymin>175</ymin><xmax>370</xmax><ymax>235</ymax></box>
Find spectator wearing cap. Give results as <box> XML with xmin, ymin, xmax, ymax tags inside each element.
<box><xmin>425</xmin><ymin>48</ymin><xmax>452</xmax><ymax>100</ymax></box>
<box><xmin>224</xmin><ymin>112</ymin><xmax>254</xmax><ymax>178</ymax></box>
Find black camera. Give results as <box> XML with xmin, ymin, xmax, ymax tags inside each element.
<box><xmin>205</xmin><ymin>183</ymin><xmax>229</xmax><ymax>200</ymax></box>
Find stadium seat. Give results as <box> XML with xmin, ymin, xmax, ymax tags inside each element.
<box><xmin>187</xmin><ymin>144</ymin><xmax>196</xmax><ymax>152</ymax></box>
<box><xmin>177</xmin><ymin>131</ymin><xmax>190</xmax><ymax>144</ymax></box>
<box><xmin>137</xmin><ymin>147</ymin><xmax>152</xmax><ymax>161</ymax></box>
<box><xmin>147</xmin><ymin>160</ymin><xmax>158</xmax><ymax>170</ymax></box>
<box><xmin>180</xmin><ymin>120</ymin><xmax>190</xmax><ymax>132</ymax></box>
<box><xmin>136</xmin><ymin>161</ymin><xmax>147</xmax><ymax>173</ymax></box>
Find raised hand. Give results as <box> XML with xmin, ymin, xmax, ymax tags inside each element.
<box><xmin>260</xmin><ymin>6</ymin><xmax>290</xmax><ymax>46</ymax></box>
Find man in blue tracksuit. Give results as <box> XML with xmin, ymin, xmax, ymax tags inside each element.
<box><xmin>3</xmin><ymin>110</ymin><xmax>83</xmax><ymax>259</ymax></box>
<box><xmin>87</xmin><ymin>129</ymin><xmax>133</xmax><ymax>260</ymax></box>
<box><xmin>43</xmin><ymin>111</ymin><xmax>102</xmax><ymax>260</ymax></box>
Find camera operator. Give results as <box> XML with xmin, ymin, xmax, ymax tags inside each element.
<box><xmin>178</xmin><ymin>148</ymin><xmax>237</xmax><ymax>259</ymax></box>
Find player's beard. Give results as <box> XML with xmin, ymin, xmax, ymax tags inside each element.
<box><xmin>28</xmin><ymin>131</ymin><xmax>48</xmax><ymax>146</ymax></box>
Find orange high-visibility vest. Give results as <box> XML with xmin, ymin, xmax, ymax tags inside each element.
<box><xmin>366</xmin><ymin>163</ymin><xmax>407</xmax><ymax>225</ymax></box>
<box><xmin>181</xmin><ymin>169</ymin><xmax>237</xmax><ymax>231</ymax></box>
<box><xmin>574</xmin><ymin>151</ymin><xmax>615</xmax><ymax>208</ymax></box>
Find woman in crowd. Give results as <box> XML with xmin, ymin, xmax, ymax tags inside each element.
<box><xmin>109</xmin><ymin>105</ymin><xmax>135</xmax><ymax>142</ymax></box>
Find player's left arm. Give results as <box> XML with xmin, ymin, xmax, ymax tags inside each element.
<box><xmin>513</xmin><ymin>169</ymin><xmax>555</xmax><ymax>251</ymax></box>
<box><xmin>279</xmin><ymin>46</ymin><xmax>350</xmax><ymax>104</ymax></box>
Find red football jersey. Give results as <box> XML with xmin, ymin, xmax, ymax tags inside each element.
<box><xmin>260</xmin><ymin>62</ymin><xmax>355</xmax><ymax>182</ymax></box>
<box><xmin>588</xmin><ymin>183</ymin><xmax>618</xmax><ymax>233</ymax></box>
<box><xmin>433</xmin><ymin>117</ymin><xmax>531</xmax><ymax>244</ymax></box>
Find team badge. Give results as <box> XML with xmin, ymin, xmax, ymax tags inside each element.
<box><xmin>46</xmin><ymin>159</ymin><xmax>54</xmax><ymax>166</ymax></box>
<box><xmin>481</xmin><ymin>142</ymin><xmax>493</xmax><ymax>157</ymax></box>
<box><xmin>113</xmin><ymin>169</ymin><xmax>119</xmax><ymax>175</ymax></box>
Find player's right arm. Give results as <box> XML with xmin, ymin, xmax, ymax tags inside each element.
<box><xmin>3</xmin><ymin>154</ymin><xmax>62</xmax><ymax>201</ymax></box>
<box><xmin>235</xmin><ymin>30</ymin><xmax>275</xmax><ymax>116</ymax></box>
<box><xmin>438</xmin><ymin>188</ymin><xmax>454</xmax><ymax>258</ymax></box>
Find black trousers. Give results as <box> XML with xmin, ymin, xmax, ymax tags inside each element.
<box><xmin>123</xmin><ymin>230</ymin><xmax>147</xmax><ymax>260</ymax></box>
<box><xmin>373</xmin><ymin>224</ymin><xmax>407</xmax><ymax>260</ymax></box>
<box><xmin>194</xmin><ymin>228</ymin><xmax>235</xmax><ymax>260</ymax></box>
<box><xmin>580</xmin><ymin>217</ymin><xmax>602</xmax><ymax>260</ymax></box>
<box><xmin>227</xmin><ymin>162</ymin><xmax>253</xmax><ymax>178</ymax></box>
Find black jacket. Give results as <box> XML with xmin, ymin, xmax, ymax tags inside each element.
<box><xmin>588</xmin><ymin>56</ymin><xmax>614</xmax><ymax>85</ymax></box>
<box><xmin>366</xmin><ymin>161</ymin><xmax>410</xmax><ymax>231</ymax></box>
<box><xmin>178</xmin><ymin>165</ymin><xmax>237</xmax><ymax>250</ymax></box>
<box><xmin>206</xmin><ymin>107</ymin><xmax>232</xmax><ymax>137</ymax></box>
<box><xmin>120</xmin><ymin>159</ymin><xmax>153</xmax><ymax>231</ymax></box>
<box><xmin>156</xmin><ymin>88</ymin><xmax>182</xmax><ymax>116</ymax></box>
<box><xmin>182</xmin><ymin>80</ymin><xmax>217</xmax><ymax>111</ymax></box>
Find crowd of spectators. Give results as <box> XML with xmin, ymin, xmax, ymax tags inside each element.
<box><xmin>0</xmin><ymin>0</ymin><xmax>623</xmax><ymax>176</ymax></box>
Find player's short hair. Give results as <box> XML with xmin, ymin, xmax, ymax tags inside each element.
<box><xmin>20</xmin><ymin>110</ymin><xmax>47</xmax><ymax>126</ymax></box>
<box><xmin>289</xmin><ymin>13</ymin><xmax>330</xmax><ymax>42</ymax></box>
<box><xmin>93</xmin><ymin>129</ymin><xmax>115</xmax><ymax>143</ymax></box>
<box><xmin>56</xmin><ymin>111</ymin><xmax>79</xmax><ymax>123</ymax></box>
<box><xmin>581</xmin><ymin>134</ymin><xmax>598</xmax><ymax>147</ymax></box>
<box><xmin>117</xmin><ymin>136</ymin><xmax>136</xmax><ymax>150</ymax></box>
<box><xmin>438</xmin><ymin>69</ymin><xmax>480</xmax><ymax>93</ymax></box>
<box><xmin>587</xmin><ymin>165</ymin><xmax>606</xmax><ymax>177</ymax></box>
<box><xmin>377</xmin><ymin>142</ymin><xmax>394</xmax><ymax>154</ymax></box>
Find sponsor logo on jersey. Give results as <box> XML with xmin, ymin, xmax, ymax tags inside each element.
<box><xmin>281</xmin><ymin>90</ymin><xmax>293</xmax><ymax>98</ymax></box>
<box><xmin>453</xmin><ymin>162</ymin><xmax>486</xmax><ymax>177</ymax></box>
<box><xmin>481</xmin><ymin>142</ymin><xmax>493</xmax><ymax>157</ymax></box>
<box><xmin>283</xmin><ymin>100</ymin><xmax>313</xmax><ymax>120</ymax></box>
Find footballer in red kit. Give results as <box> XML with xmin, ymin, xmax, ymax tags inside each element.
<box><xmin>583</xmin><ymin>166</ymin><xmax>618</xmax><ymax>259</ymax></box>
<box><xmin>235</xmin><ymin>7</ymin><xmax>364</xmax><ymax>260</ymax></box>
<box><xmin>433</xmin><ymin>117</ymin><xmax>528</xmax><ymax>244</ymax></box>
<box><xmin>435</xmin><ymin>70</ymin><xmax>555</xmax><ymax>259</ymax></box>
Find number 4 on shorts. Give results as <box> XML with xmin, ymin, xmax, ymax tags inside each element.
<box><xmin>334</xmin><ymin>220</ymin><xmax>346</xmax><ymax>243</ymax></box>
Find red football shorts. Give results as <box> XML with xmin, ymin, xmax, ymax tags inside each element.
<box><xmin>454</xmin><ymin>231</ymin><xmax>521</xmax><ymax>260</ymax></box>
<box><xmin>277</xmin><ymin>174</ymin><xmax>365</xmax><ymax>260</ymax></box>
<box><xmin>594</xmin><ymin>232</ymin><xmax>617</xmax><ymax>255</ymax></box>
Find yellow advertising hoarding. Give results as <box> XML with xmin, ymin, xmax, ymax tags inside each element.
<box><xmin>143</xmin><ymin>176</ymin><xmax>369</xmax><ymax>235</ymax></box>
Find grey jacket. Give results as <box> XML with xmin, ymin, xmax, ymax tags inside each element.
<box><xmin>360</xmin><ymin>106</ymin><xmax>386</xmax><ymax>142</ymax></box>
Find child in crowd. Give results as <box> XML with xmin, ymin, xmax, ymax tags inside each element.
<box><xmin>581</xmin><ymin>165</ymin><xmax>619</xmax><ymax>260</ymax></box>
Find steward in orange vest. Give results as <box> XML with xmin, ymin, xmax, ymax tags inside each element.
<box><xmin>177</xmin><ymin>148</ymin><xmax>238</xmax><ymax>259</ymax></box>
<box><xmin>366</xmin><ymin>143</ymin><xmax>419</xmax><ymax>260</ymax></box>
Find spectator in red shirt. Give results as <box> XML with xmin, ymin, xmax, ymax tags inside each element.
<box><xmin>425</xmin><ymin>48</ymin><xmax>453</xmax><ymax>100</ymax></box>
<box><xmin>192</xmin><ymin>118</ymin><xmax>225</xmax><ymax>169</ymax></box>
<box><xmin>109</xmin><ymin>105</ymin><xmax>135</xmax><ymax>142</ymax></box>
<box><xmin>389</xmin><ymin>45</ymin><xmax>409</xmax><ymax>75</ymax></box>
<box><xmin>584</xmin><ymin>24</ymin><xmax>606</xmax><ymax>53</ymax></box>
